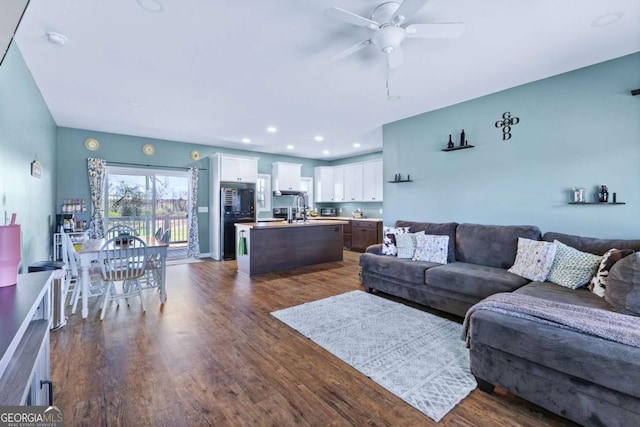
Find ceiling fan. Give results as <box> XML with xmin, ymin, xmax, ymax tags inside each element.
<box><xmin>325</xmin><ymin>0</ymin><xmax>465</xmax><ymax>99</ymax></box>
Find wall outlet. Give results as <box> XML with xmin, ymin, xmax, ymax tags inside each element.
<box><xmin>198</xmin><ymin>206</ymin><xmax>208</xmax><ymax>213</ymax></box>
<box><xmin>379</xmin><ymin>208</ymin><xmax>383</xmax><ymax>214</ymax></box>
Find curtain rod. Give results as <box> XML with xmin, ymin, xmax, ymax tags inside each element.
<box><xmin>107</xmin><ymin>161</ymin><xmax>207</xmax><ymax>171</ymax></box>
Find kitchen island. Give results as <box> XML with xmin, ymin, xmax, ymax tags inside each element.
<box><xmin>235</xmin><ymin>220</ymin><xmax>348</xmax><ymax>276</ymax></box>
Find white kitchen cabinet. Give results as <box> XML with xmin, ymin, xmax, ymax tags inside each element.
<box><xmin>344</xmin><ymin>163</ymin><xmax>363</xmax><ymax>202</ymax></box>
<box><xmin>219</xmin><ymin>156</ymin><xmax>258</xmax><ymax>183</ymax></box>
<box><xmin>333</xmin><ymin>165</ymin><xmax>345</xmax><ymax>202</ymax></box>
<box><xmin>314</xmin><ymin>167</ymin><xmax>335</xmax><ymax>202</ymax></box>
<box><xmin>272</xmin><ymin>162</ymin><xmax>302</xmax><ymax>192</ymax></box>
<box><xmin>362</xmin><ymin>160</ymin><xmax>383</xmax><ymax>202</ymax></box>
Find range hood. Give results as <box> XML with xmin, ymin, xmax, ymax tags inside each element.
<box><xmin>273</xmin><ymin>190</ymin><xmax>306</xmax><ymax>196</ymax></box>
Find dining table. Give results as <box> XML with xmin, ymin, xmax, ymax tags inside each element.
<box><xmin>77</xmin><ymin>236</ymin><xmax>168</xmax><ymax>319</ymax></box>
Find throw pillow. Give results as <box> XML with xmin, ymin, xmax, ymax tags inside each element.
<box><xmin>395</xmin><ymin>231</ymin><xmax>424</xmax><ymax>259</ymax></box>
<box><xmin>605</xmin><ymin>253</ymin><xmax>640</xmax><ymax>316</ymax></box>
<box><xmin>546</xmin><ymin>240</ymin><xmax>602</xmax><ymax>289</ymax></box>
<box><xmin>508</xmin><ymin>237</ymin><xmax>557</xmax><ymax>281</ymax></box>
<box><xmin>588</xmin><ymin>249</ymin><xmax>634</xmax><ymax>297</ymax></box>
<box><xmin>413</xmin><ymin>234</ymin><xmax>449</xmax><ymax>264</ymax></box>
<box><xmin>381</xmin><ymin>226</ymin><xmax>410</xmax><ymax>256</ymax></box>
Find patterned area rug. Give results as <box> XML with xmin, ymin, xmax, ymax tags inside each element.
<box><xmin>271</xmin><ymin>290</ymin><xmax>476</xmax><ymax>422</ymax></box>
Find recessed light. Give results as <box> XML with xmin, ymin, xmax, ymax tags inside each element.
<box><xmin>286</xmin><ymin>145</ymin><xmax>294</xmax><ymax>150</ymax></box>
<box><xmin>46</xmin><ymin>32</ymin><xmax>68</xmax><ymax>46</ymax></box>
<box><xmin>136</xmin><ymin>0</ymin><xmax>164</xmax><ymax>13</ymax></box>
<box><xmin>314</xmin><ymin>135</ymin><xmax>324</xmax><ymax>142</ymax></box>
<box><xmin>322</xmin><ymin>150</ymin><xmax>330</xmax><ymax>155</ymax></box>
<box><xmin>241</xmin><ymin>138</ymin><xmax>251</xmax><ymax>143</ymax></box>
<box><xmin>353</xmin><ymin>143</ymin><xmax>361</xmax><ymax>148</ymax></box>
<box><xmin>387</xmin><ymin>95</ymin><xmax>401</xmax><ymax>101</ymax></box>
<box><xmin>267</xmin><ymin>126</ymin><xmax>277</xmax><ymax>133</ymax></box>
<box><xmin>591</xmin><ymin>12</ymin><xmax>624</xmax><ymax>27</ymax></box>
<box><xmin>127</xmin><ymin>101</ymin><xmax>142</xmax><ymax>107</ymax></box>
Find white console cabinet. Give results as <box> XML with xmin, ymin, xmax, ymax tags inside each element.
<box><xmin>0</xmin><ymin>271</ymin><xmax>53</xmax><ymax>405</ymax></box>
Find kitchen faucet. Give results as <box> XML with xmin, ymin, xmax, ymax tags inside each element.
<box><xmin>295</xmin><ymin>193</ymin><xmax>308</xmax><ymax>222</ymax></box>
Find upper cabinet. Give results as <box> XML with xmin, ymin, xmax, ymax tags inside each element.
<box><xmin>216</xmin><ymin>155</ymin><xmax>258</xmax><ymax>183</ymax></box>
<box><xmin>315</xmin><ymin>167</ymin><xmax>335</xmax><ymax>202</ymax></box>
<box><xmin>362</xmin><ymin>160</ymin><xmax>383</xmax><ymax>202</ymax></box>
<box><xmin>272</xmin><ymin>162</ymin><xmax>302</xmax><ymax>192</ymax></box>
<box><xmin>314</xmin><ymin>160</ymin><xmax>382</xmax><ymax>203</ymax></box>
<box><xmin>344</xmin><ymin>163</ymin><xmax>364</xmax><ymax>202</ymax></box>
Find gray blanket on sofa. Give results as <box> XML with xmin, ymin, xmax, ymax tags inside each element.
<box><xmin>463</xmin><ymin>292</ymin><xmax>640</xmax><ymax>348</ymax></box>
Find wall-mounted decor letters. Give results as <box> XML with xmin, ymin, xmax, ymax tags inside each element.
<box><xmin>495</xmin><ymin>112</ymin><xmax>520</xmax><ymax>140</ymax></box>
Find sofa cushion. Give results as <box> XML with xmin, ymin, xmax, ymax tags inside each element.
<box><xmin>508</xmin><ymin>237</ymin><xmax>557</xmax><ymax>281</ymax></box>
<box><xmin>514</xmin><ymin>281</ymin><xmax>613</xmax><ymax>311</ymax></box>
<box><xmin>546</xmin><ymin>240</ymin><xmax>601</xmax><ymax>289</ymax></box>
<box><xmin>589</xmin><ymin>249</ymin><xmax>634</xmax><ymax>297</ymax></box>
<box><xmin>413</xmin><ymin>234</ymin><xmax>449</xmax><ymax>264</ymax></box>
<box><xmin>456</xmin><ymin>223</ymin><xmax>542</xmax><ymax>268</ymax></box>
<box><xmin>606</xmin><ymin>253</ymin><xmax>640</xmax><ymax>316</ymax></box>
<box><xmin>395</xmin><ymin>231</ymin><xmax>425</xmax><ymax>259</ymax></box>
<box><xmin>359</xmin><ymin>252</ymin><xmax>439</xmax><ymax>284</ymax></box>
<box><xmin>543</xmin><ymin>232</ymin><xmax>640</xmax><ymax>255</ymax></box>
<box><xmin>395</xmin><ymin>221</ymin><xmax>458</xmax><ymax>263</ymax></box>
<box><xmin>425</xmin><ymin>262</ymin><xmax>529</xmax><ymax>299</ymax></box>
<box><xmin>381</xmin><ymin>226</ymin><xmax>410</xmax><ymax>256</ymax></box>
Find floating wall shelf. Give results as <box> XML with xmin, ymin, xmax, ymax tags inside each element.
<box><xmin>568</xmin><ymin>202</ymin><xmax>626</xmax><ymax>205</ymax></box>
<box><xmin>441</xmin><ymin>145</ymin><xmax>475</xmax><ymax>152</ymax></box>
<box><xmin>388</xmin><ymin>180</ymin><xmax>413</xmax><ymax>184</ymax></box>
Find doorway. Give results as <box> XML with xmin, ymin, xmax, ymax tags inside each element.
<box><xmin>105</xmin><ymin>166</ymin><xmax>190</xmax><ymax>259</ymax></box>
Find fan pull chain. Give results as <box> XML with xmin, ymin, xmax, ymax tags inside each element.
<box><xmin>385</xmin><ymin>54</ymin><xmax>400</xmax><ymax>101</ymax></box>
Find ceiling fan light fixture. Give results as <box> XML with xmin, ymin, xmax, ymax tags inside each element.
<box><xmin>371</xmin><ymin>26</ymin><xmax>406</xmax><ymax>52</ymax></box>
<box><xmin>136</xmin><ymin>0</ymin><xmax>164</xmax><ymax>13</ymax></box>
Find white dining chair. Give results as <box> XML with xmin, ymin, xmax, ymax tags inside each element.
<box><xmin>99</xmin><ymin>235</ymin><xmax>147</xmax><ymax>320</ymax></box>
<box><xmin>105</xmin><ymin>224</ymin><xmax>139</xmax><ymax>240</ymax></box>
<box><xmin>60</xmin><ymin>229</ymin><xmax>103</xmax><ymax>314</ymax></box>
<box><xmin>140</xmin><ymin>229</ymin><xmax>170</xmax><ymax>291</ymax></box>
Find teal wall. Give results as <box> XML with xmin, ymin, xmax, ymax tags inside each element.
<box><xmin>0</xmin><ymin>42</ymin><xmax>57</xmax><ymax>270</ymax></box>
<box><xmin>383</xmin><ymin>53</ymin><xmax>640</xmax><ymax>238</ymax></box>
<box><xmin>56</xmin><ymin>128</ymin><xmax>332</xmax><ymax>253</ymax></box>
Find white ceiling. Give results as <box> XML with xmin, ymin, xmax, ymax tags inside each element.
<box><xmin>13</xmin><ymin>0</ymin><xmax>640</xmax><ymax>160</ymax></box>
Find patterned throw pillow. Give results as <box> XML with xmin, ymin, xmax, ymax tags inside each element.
<box><xmin>395</xmin><ymin>232</ymin><xmax>425</xmax><ymax>259</ymax></box>
<box><xmin>413</xmin><ymin>234</ymin><xmax>449</xmax><ymax>264</ymax></box>
<box><xmin>508</xmin><ymin>238</ymin><xmax>557</xmax><ymax>281</ymax></box>
<box><xmin>588</xmin><ymin>248</ymin><xmax>634</xmax><ymax>297</ymax></box>
<box><xmin>546</xmin><ymin>240</ymin><xmax>602</xmax><ymax>289</ymax></box>
<box><xmin>381</xmin><ymin>226</ymin><xmax>411</xmax><ymax>256</ymax></box>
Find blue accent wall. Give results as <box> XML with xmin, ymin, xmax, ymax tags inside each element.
<box><xmin>0</xmin><ymin>43</ymin><xmax>57</xmax><ymax>269</ymax></box>
<box><xmin>382</xmin><ymin>53</ymin><xmax>640</xmax><ymax>238</ymax></box>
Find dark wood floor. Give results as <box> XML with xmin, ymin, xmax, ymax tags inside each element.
<box><xmin>51</xmin><ymin>251</ymin><xmax>577</xmax><ymax>426</ymax></box>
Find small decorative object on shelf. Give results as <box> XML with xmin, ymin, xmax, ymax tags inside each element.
<box><xmin>573</xmin><ymin>188</ymin><xmax>586</xmax><ymax>203</ymax></box>
<box><xmin>613</xmin><ymin>192</ymin><xmax>617</xmax><ymax>203</ymax></box>
<box><xmin>447</xmin><ymin>134</ymin><xmax>454</xmax><ymax>149</ymax></box>
<box><xmin>388</xmin><ymin>173</ymin><xmax>413</xmax><ymax>183</ymax></box>
<box><xmin>460</xmin><ymin>129</ymin><xmax>466</xmax><ymax>147</ymax></box>
<box><xmin>598</xmin><ymin>185</ymin><xmax>609</xmax><ymax>203</ymax></box>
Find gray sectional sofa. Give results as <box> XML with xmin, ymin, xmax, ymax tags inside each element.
<box><xmin>359</xmin><ymin>220</ymin><xmax>640</xmax><ymax>427</ymax></box>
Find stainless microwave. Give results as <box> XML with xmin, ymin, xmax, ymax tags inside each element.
<box><xmin>320</xmin><ymin>207</ymin><xmax>336</xmax><ymax>217</ymax></box>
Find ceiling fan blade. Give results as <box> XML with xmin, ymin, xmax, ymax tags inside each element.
<box><xmin>324</xmin><ymin>7</ymin><xmax>380</xmax><ymax>30</ymax></box>
<box><xmin>391</xmin><ymin>0</ymin><xmax>430</xmax><ymax>24</ymax></box>
<box><xmin>405</xmin><ymin>23</ymin><xmax>465</xmax><ymax>38</ymax></box>
<box><xmin>329</xmin><ymin>39</ymin><xmax>372</xmax><ymax>61</ymax></box>
<box><xmin>387</xmin><ymin>47</ymin><xmax>405</xmax><ymax>69</ymax></box>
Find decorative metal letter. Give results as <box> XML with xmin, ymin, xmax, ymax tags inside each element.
<box><xmin>494</xmin><ymin>112</ymin><xmax>520</xmax><ymax>140</ymax></box>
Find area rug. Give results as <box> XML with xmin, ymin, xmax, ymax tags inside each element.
<box><xmin>271</xmin><ymin>290</ymin><xmax>476</xmax><ymax>422</ymax></box>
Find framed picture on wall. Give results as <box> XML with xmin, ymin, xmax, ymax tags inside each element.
<box><xmin>30</xmin><ymin>159</ymin><xmax>41</xmax><ymax>178</ymax></box>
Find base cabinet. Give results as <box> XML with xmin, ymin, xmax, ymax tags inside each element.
<box><xmin>342</xmin><ymin>221</ymin><xmax>352</xmax><ymax>250</ymax></box>
<box><xmin>350</xmin><ymin>220</ymin><xmax>383</xmax><ymax>252</ymax></box>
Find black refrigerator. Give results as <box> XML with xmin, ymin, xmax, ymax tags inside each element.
<box><xmin>221</xmin><ymin>183</ymin><xmax>256</xmax><ymax>260</ymax></box>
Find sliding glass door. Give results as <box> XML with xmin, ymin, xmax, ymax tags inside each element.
<box><xmin>105</xmin><ymin>166</ymin><xmax>189</xmax><ymax>256</ymax></box>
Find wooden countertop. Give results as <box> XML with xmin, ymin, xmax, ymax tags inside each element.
<box><xmin>308</xmin><ymin>216</ymin><xmax>383</xmax><ymax>222</ymax></box>
<box><xmin>236</xmin><ymin>220</ymin><xmax>349</xmax><ymax>229</ymax></box>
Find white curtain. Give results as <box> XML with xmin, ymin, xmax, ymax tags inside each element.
<box><xmin>87</xmin><ymin>158</ymin><xmax>106</xmax><ymax>238</ymax></box>
<box><xmin>187</xmin><ymin>167</ymin><xmax>200</xmax><ymax>258</ymax></box>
